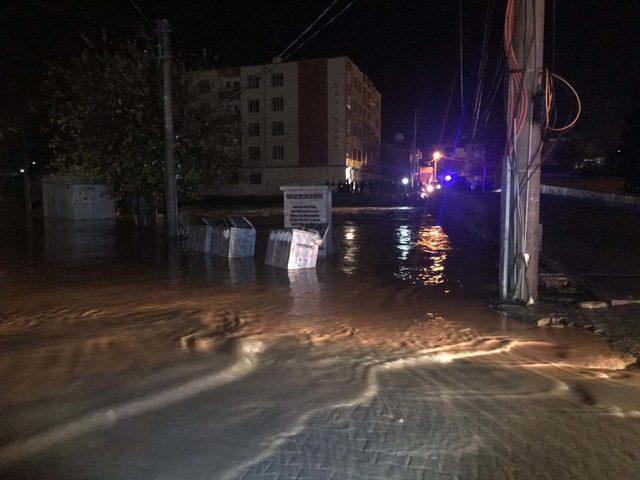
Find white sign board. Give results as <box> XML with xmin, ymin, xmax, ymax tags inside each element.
<box><xmin>280</xmin><ymin>185</ymin><xmax>333</xmax><ymax>254</ymax></box>
<box><xmin>281</xmin><ymin>185</ymin><xmax>332</xmax><ymax>228</ymax></box>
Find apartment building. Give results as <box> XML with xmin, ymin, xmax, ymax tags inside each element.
<box><xmin>191</xmin><ymin>57</ymin><xmax>381</xmax><ymax>195</ymax></box>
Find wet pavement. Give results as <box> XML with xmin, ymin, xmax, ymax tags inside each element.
<box><xmin>1</xmin><ymin>207</ymin><xmax>640</xmax><ymax>479</ymax></box>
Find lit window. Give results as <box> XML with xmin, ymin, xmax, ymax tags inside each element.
<box><xmin>272</xmin><ymin>145</ymin><xmax>284</xmax><ymax>160</ymax></box>
<box><xmin>248</xmin><ymin>123</ymin><xmax>260</xmax><ymax>137</ymax></box>
<box><xmin>272</xmin><ymin>121</ymin><xmax>284</xmax><ymax>136</ymax></box>
<box><xmin>271</xmin><ymin>73</ymin><xmax>284</xmax><ymax>87</ymax></box>
<box><xmin>248</xmin><ymin>146</ymin><xmax>260</xmax><ymax>160</ymax></box>
<box><xmin>271</xmin><ymin>97</ymin><xmax>284</xmax><ymax>111</ymax></box>
<box><xmin>248</xmin><ymin>99</ymin><xmax>260</xmax><ymax>113</ymax></box>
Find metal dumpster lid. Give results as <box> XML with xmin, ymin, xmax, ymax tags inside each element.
<box><xmin>202</xmin><ymin>216</ymin><xmax>254</xmax><ymax>229</ymax></box>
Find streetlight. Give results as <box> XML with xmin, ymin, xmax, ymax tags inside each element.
<box><xmin>432</xmin><ymin>150</ymin><xmax>443</xmax><ymax>182</ymax></box>
<box><xmin>401</xmin><ymin>177</ymin><xmax>409</xmax><ymax>196</ymax></box>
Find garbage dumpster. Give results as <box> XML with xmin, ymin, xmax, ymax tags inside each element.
<box><xmin>184</xmin><ymin>223</ymin><xmax>213</xmax><ymax>252</ymax></box>
<box><xmin>265</xmin><ymin>228</ymin><xmax>321</xmax><ymax>269</ymax></box>
<box><xmin>209</xmin><ymin>216</ymin><xmax>256</xmax><ymax>258</ymax></box>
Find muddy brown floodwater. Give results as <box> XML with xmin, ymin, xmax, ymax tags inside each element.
<box><xmin>1</xmin><ymin>207</ymin><xmax>639</xmax><ymax>479</ymax></box>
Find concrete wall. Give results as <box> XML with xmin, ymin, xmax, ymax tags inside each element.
<box><xmin>541</xmin><ymin>184</ymin><xmax>640</xmax><ymax>208</ymax></box>
<box><xmin>437</xmin><ymin>190</ymin><xmax>500</xmax><ymax>244</ymax></box>
<box><xmin>241</xmin><ymin>62</ymin><xmax>299</xmax><ymax>169</ymax></box>
<box><xmin>215</xmin><ymin>166</ymin><xmax>345</xmax><ymax>196</ymax></box>
<box><xmin>42</xmin><ymin>175</ymin><xmax>115</xmax><ymax>220</ymax></box>
<box><xmin>327</xmin><ymin>58</ymin><xmax>347</xmax><ymax>168</ymax></box>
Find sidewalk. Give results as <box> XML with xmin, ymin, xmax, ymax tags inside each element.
<box><xmin>499</xmin><ymin>195</ymin><xmax>640</xmax><ymax>361</ymax></box>
<box><xmin>494</xmin><ymin>299</ymin><xmax>640</xmax><ymax>362</ymax></box>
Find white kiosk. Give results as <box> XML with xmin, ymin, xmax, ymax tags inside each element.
<box><xmin>280</xmin><ymin>185</ymin><xmax>333</xmax><ymax>255</ymax></box>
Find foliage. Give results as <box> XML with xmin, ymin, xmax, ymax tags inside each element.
<box><xmin>44</xmin><ymin>34</ymin><xmax>239</xmax><ymax>204</ymax></box>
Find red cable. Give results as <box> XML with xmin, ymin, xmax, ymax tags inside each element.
<box><xmin>504</xmin><ymin>0</ymin><xmax>528</xmax><ymax>154</ymax></box>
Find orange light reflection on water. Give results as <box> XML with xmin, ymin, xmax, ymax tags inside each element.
<box><xmin>416</xmin><ymin>225</ymin><xmax>451</xmax><ymax>286</ymax></box>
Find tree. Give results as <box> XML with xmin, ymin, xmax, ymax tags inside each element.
<box><xmin>44</xmin><ymin>34</ymin><xmax>239</xmax><ymax>207</ymax></box>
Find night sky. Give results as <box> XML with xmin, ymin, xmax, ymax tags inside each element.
<box><xmin>2</xmin><ymin>0</ymin><xmax>639</xmax><ymax>165</ymax></box>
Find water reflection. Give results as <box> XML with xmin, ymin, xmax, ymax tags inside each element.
<box><xmin>44</xmin><ymin>219</ymin><xmax>115</xmax><ymax>262</ymax></box>
<box><xmin>395</xmin><ymin>225</ymin><xmax>412</xmax><ymax>261</ymax></box>
<box><xmin>287</xmin><ymin>269</ymin><xmax>321</xmax><ymax>317</ymax></box>
<box><xmin>395</xmin><ymin>224</ymin><xmax>451</xmax><ymax>286</ymax></box>
<box><xmin>182</xmin><ymin>253</ymin><xmax>257</xmax><ymax>286</ymax></box>
<box><xmin>415</xmin><ymin>225</ymin><xmax>451</xmax><ymax>285</ymax></box>
<box><xmin>340</xmin><ymin>224</ymin><xmax>359</xmax><ymax>275</ymax></box>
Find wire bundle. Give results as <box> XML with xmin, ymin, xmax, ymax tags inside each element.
<box><xmin>544</xmin><ymin>70</ymin><xmax>581</xmax><ymax>132</ymax></box>
<box><xmin>503</xmin><ymin>0</ymin><xmax>528</xmax><ymax>155</ymax></box>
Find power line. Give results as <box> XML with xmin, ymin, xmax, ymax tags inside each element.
<box><xmin>551</xmin><ymin>0</ymin><xmax>556</xmax><ymax>72</ymax></box>
<box><xmin>471</xmin><ymin>0</ymin><xmax>493</xmax><ymax>139</ymax></box>
<box><xmin>284</xmin><ymin>0</ymin><xmax>358</xmax><ymax>60</ymax></box>
<box><xmin>128</xmin><ymin>0</ymin><xmax>153</xmax><ymax>27</ymax></box>
<box><xmin>278</xmin><ymin>0</ymin><xmax>341</xmax><ymax>59</ymax></box>
<box><xmin>458</xmin><ymin>0</ymin><xmax>464</xmax><ymax>126</ymax></box>
<box><xmin>214</xmin><ymin>0</ymin><xmax>358</xmax><ymax>112</ymax></box>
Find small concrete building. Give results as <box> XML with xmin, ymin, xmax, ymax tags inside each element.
<box><xmin>42</xmin><ymin>175</ymin><xmax>115</xmax><ymax>220</ymax></box>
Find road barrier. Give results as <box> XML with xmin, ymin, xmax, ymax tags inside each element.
<box><xmin>436</xmin><ymin>190</ymin><xmax>499</xmax><ymax>244</ymax></box>
<box><xmin>540</xmin><ymin>185</ymin><xmax>640</xmax><ymax>208</ymax></box>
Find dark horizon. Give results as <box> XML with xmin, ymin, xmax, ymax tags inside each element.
<box><xmin>2</xmin><ymin>0</ymin><xmax>639</xmax><ymax>166</ymax></box>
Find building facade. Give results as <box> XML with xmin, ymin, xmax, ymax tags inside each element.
<box><xmin>191</xmin><ymin>57</ymin><xmax>381</xmax><ymax>195</ymax></box>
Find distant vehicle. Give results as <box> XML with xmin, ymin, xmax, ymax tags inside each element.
<box><xmin>418</xmin><ymin>181</ymin><xmax>442</xmax><ymax>199</ymax></box>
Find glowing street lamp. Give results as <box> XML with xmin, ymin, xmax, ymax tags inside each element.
<box><xmin>401</xmin><ymin>177</ymin><xmax>409</xmax><ymax>185</ymax></box>
<box><xmin>432</xmin><ymin>151</ymin><xmax>443</xmax><ymax>182</ymax></box>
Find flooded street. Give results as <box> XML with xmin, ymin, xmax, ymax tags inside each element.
<box><xmin>1</xmin><ymin>207</ymin><xmax>640</xmax><ymax>479</ymax></box>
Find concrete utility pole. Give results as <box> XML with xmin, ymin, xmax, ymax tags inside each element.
<box><xmin>157</xmin><ymin>19</ymin><xmax>179</xmax><ymax>238</ymax></box>
<box><xmin>410</xmin><ymin>109</ymin><xmax>418</xmax><ymax>188</ymax></box>
<box><xmin>499</xmin><ymin>0</ymin><xmax>545</xmax><ymax>304</ymax></box>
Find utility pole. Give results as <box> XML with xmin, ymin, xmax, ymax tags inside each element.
<box><xmin>499</xmin><ymin>0</ymin><xmax>545</xmax><ymax>304</ymax></box>
<box><xmin>410</xmin><ymin>109</ymin><xmax>417</xmax><ymax>188</ymax></box>
<box><xmin>22</xmin><ymin>132</ymin><xmax>33</xmax><ymax>230</ymax></box>
<box><xmin>157</xmin><ymin>19</ymin><xmax>178</xmax><ymax>238</ymax></box>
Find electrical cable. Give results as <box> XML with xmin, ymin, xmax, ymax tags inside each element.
<box><xmin>517</xmin><ymin>70</ymin><xmax>582</xmax><ymax>189</ymax></box>
<box><xmin>213</xmin><ymin>0</ymin><xmax>357</xmax><ymax>112</ymax></box>
<box><xmin>458</xmin><ymin>0</ymin><xmax>465</xmax><ymax>127</ymax></box>
<box><xmin>545</xmin><ymin>71</ymin><xmax>582</xmax><ymax>132</ymax></box>
<box><xmin>471</xmin><ymin>0</ymin><xmax>493</xmax><ymax>139</ymax></box>
<box><xmin>278</xmin><ymin>0</ymin><xmax>341</xmax><ymax>59</ymax></box>
<box><xmin>128</xmin><ymin>0</ymin><xmax>153</xmax><ymax>27</ymax></box>
<box><xmin>283</xmin><ymin>0</ymin><xmax>357</xmax><ymax>60</ymax></box>
<box><xmin>481</xmin><ymin>53</ymin><xmax>505</xmax><ymax>128</ymax></box>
